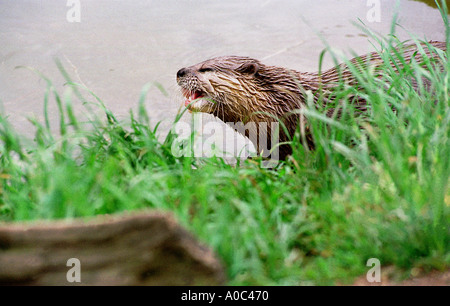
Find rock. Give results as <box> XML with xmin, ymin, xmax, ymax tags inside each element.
<box><xmin>0</xmin><ymin>211</ymin><xmax>226</xmax><ymax>286</ymax></box>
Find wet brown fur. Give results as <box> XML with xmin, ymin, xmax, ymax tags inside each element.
<box><xmin>177</xmin><ymin>41</ymin><xmax>447</xmax><ymax>159</ymax></box>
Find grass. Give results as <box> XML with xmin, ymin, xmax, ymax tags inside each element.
<box><xmin>0</xmin><ymin>8</ymin><xmax>449</xmax><ymax>285</ymax></box>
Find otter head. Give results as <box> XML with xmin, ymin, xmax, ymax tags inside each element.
<box><xmin>176</xmin><ymin>56</ymin><xmax>262</xmax><ymax>123</ymax></box>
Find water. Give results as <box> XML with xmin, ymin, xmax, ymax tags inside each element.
<box><xmin>0</xmin><ymin>0</ymin><xmax>447</xmax><ymax>153</ymax></box>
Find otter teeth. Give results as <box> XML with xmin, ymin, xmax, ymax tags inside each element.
<box><xmin>184</xmin><ymin>90</ymin><xmax>205</xmax><ymax>108</ymax></box>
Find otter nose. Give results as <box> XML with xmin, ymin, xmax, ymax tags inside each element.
<box><xmin>177</xmin><ymin>68</ymin><xmax>189</xmax><ymax>79</ymax></box>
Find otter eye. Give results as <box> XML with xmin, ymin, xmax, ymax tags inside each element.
<box><xmin>198</xmin><ymin>67</ymin><xmax>214</xmax><ymax>73</ymax></box>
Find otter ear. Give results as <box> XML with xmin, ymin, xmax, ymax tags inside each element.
<box><xmin>237</xmin><ymin>62</ymin><xmax>259</xmax><ymax>76</ymax></box>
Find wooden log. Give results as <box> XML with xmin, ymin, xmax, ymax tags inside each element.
<box><xmin>0</xmin><ymin>211</ymin><xmax>226</xmax><ymax>286</ymax></box>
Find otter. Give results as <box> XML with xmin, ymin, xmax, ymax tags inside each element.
<box><xmin>176</xmin><ymin>41</ymin><xmax>447</xmax><ymax>160</ymax></box>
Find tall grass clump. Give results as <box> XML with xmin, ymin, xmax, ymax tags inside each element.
<box><xmin>0</xmin><ymin>4</ymin><xmax>448</xmax><ymax>285</ymax></box>
<box><xmin>285</xmin><ymin>2</ymin><xmax>449</xmax><ymax>281</ymax></box>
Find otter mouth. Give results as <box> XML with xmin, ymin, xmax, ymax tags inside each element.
<box><xmin>181</xmin><ymin>88</ymin><xmax>215</xmax><ymax>112</ymax></box>
<box><xmin>182</xmin><ymin>88</ymin><xmax>205</xmax><ymax>107</ymax></box>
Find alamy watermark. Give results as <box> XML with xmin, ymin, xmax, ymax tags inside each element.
<box><xmin>366</xmin><ymin>258</ymin><xmax>381</xmax><ymax>283</ymax></box>
<box><xmin>66</xmin><ymin>258</ymin><xmax>81</xmax><ymax>283</ymax></box>
<box><xmin>367</xmin><ymin>0</ymin><xmax>381</xmax><ymax>23</ymax></box>
<box><xmin>171</xmin><ymin>114</ymin><xmax>281</xmax><ymax>167</ymax></box>
<box><xmin>67</xmin><ymin>0</ymin><xmax>81</xmax><ymax>23</ymax></box>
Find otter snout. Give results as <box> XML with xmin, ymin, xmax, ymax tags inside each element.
<box><xmin>176</xmin><ymin>67</ymin><xmax>189</xmax><ymax>79</ymax></box>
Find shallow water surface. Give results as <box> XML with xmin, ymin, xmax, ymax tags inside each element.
<box><xmin>0</xmin><ymin>0</ymin><xmax>447</xmax><ymax>154</ymax></box>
